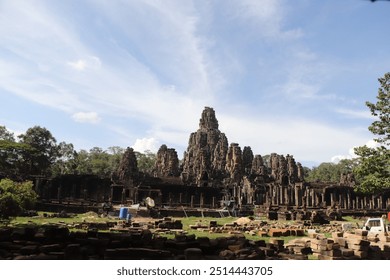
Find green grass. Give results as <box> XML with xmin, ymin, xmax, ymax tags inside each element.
<box><xmin>7</xmin><ymin>211</ymin><xmax>114</xmax><ymax>227</ymax></box>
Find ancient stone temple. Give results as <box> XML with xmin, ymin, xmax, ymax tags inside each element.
<box><xmin>242</xmin><ymin>146</ymin><xmax>254</xmax><ymax>176</ymax></box>
<box><xmin>181</xmin><ymin>106</ymin><xmax>229</xmax><ymax>187</ymax></box>
<box><xmin>178</xmin><ymin>107</ymin><xmax>310</xmax><ymax>210</ymax></box>
<box><xmin>111</xmin><ymin>147</ymin><xmax>139</xmax><ymax>203</ymax></box>
<box><xmin>154</xmin><ymin>144</ymin><xmax>180</xmax><ymax>177</ymax></box>
<box><xmin>35</xmin><ymin>106</ymin><xmax>390</xmax><ymax>217</ymax></box>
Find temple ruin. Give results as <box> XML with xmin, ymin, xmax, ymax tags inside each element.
<box><xmin>35</xmin><ymin>107</ymin><xmax>390</xmax><ymax>219</ymax></box>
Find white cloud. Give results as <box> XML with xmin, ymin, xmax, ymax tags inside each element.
<box><xmin>230</xmin><ymin>0</ymin><xmax>302</xmax><ymax>39</ymax></box>
<box><xmin>331</xmin><ymin>140</ymin><xmax>380</xmax><ymax>163</ymax></box>
<box><xmin>331</xmin><ymin>151</ymin><xmax>355</xmax><ymax>163</ymax></box>
<box><xmin>92</xmin><ymin>1</ymin><xmax>221</xmax><ymax>98</ymax></box>
<box><xmin>132</xmin><ymin>138</ymin><xmax>159</xmax><ymax>153</ymax></box>
<box><xmin>67</xmin><ymin>60</ymin><xmax>87</xmax><ymax>71</ymax></box>
<box><xmin>71</xmin><ymin>112</ymin><xmax>101</xmax><ymax>124</ymax></box>
<box><xmin>67</xmin><ymin>56</ymin><xmax>101</xmax><ymax>71</ymax></box>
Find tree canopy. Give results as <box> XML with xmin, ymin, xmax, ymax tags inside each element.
<box><xmin>18</xmin><ymin>126</ymin><xmax>58</xmax><ymax>176</ymax></box>
<box><xmin>0</xmin><ymin>179</ymin><xmax>37</xmax><ymax>219</ymax></box>
<box><xmin>305</xmin><ymin>159</ymin><xmax>357</xmax><ymax>183</ymax></box>
<box><xmin>354</xmin><ymin>72</ymin><xmax>390</xmax><ymax>193</ymax></box>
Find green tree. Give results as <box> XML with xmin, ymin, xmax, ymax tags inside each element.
<box><xmin>0</xmin><ymin>126</ymin><xmax>15</xmax><ymax>141</ymax></box>
<box><xmin>73</xmin><ymin>149</ymin><xmax>91</xmax><ymax>175</ymax></box>
<box><xmin>52</xmin><ymin>142</ymin><xmax>77</xmax><ymax>176</ymax></box>
<box><xmin>18</xmin><ymin>126</ymin><xmax>58</xmax><ymax>176</ymax></box>
<box><xmin>88</xmin><ymin>147</ymin><xmax>111</xmax><ymax>177</ymax></box>
<box><xmin>354</xmin><ymin>72</ymin><xmax>390</xmax><ymax>193</ymax></box>
<box><xmin>135</xmin><ymin>150</ymin><xmax>157</xmax><ymax>173</ymax></box>
<box><xmin>107</xmin><ymin>146</ymin><xmax>125</xmax><ymax>173</ymax></box>
<box><xmin>0</xmin><ymin>126</ymin><xmax>35</xmax><ymax>179</ymax></box>
<box><xmin>306</xmin><ymin>162</ymin><xmax>339</xmax><ymax>183</ymax></box>
<box><xmin>0</xmin><ymin>140</ymin><xmax>35</xmax><ymax>179</ymax></box>
<box><xmin>71</xmin><ymin>147</ymin><xmax>124</xmax><ymax>177</ymax></box>
<box><xmin>305</xmin><ymin>159</ymin><xmax>358</xmax><ymax>183</ymax></box>
<box><xmin>0</xmin><ymin>179</ymin><xmax>37</xmax><ymax>219</ymax></box>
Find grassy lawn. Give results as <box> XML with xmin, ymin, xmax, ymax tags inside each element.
<box><xmin>7</xmin><ymin>211</ymin><xmax>113</xmax><ymax>227</ymax></box>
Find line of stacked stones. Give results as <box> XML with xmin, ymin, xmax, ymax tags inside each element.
<box><xmin>0</xmin><ymin>224</ymin><xmax>304</xmax><ymax>260</ymax></box>
<box><xmin>286</xmin><ymin>230</ymin><xmax>390</xmax><ymax>260</ymax></box>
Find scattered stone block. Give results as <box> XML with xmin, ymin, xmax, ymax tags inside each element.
<box><xmin>331</xmin><ymin>232</ymin><xmax>343</xmax><ymax>239</ymax></box>
<box><xmin>354</xmin><ymin>229</ymin><xmax>368</xmax><ymax>237</ymax></box>
<box><xmin>354</xmin><ymin>250</ymin><xmax>368</xmax><ymax>259</ymax></box>
<box><xmin>184</xmin><ymin>248</ymin><xmax>203</xmax><ymax>260</ymax></box>
<box><xmin>340</xmin><ymin>248</ymin><xmax>354</xmax><ymax>257</ymax></box>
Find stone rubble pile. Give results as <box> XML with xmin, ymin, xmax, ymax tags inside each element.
<box><xmin>0</xmin><ymin>224</ymin><xmax>289</xmax><ymax>260</ymax></box>
<box><xmin>2</xmin><ymin>222</ymin><xmax>389</xmax><ymax>260</ymax></box>
<box><xmin>286</xmin><ymin>229</ymin><xmax>390</xmax><ymax>260</ymax></box>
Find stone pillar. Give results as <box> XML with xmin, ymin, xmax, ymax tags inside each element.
<box><xmin>134</xmin><ymin>189</ymin><xmax>138</xmax><ymax>204</ymax></box>
<box><xmin>58</xmin><ymin>184</ymin><xmax>62</xmax><ymax>203</ymax></box>
<box><xmin>286</xmin><ymin>187</ymin><xmax>290</xmax><ymax>205</ymax></box>
<box><xmin>279</xmin><ymin>186</ymin><xmax>282</xmax><ymax>204</ymax></box>
<box><xmin>212</xmin><ymin>196</ymin><xmax>216</xmax><ymax>209</ymax></box>
<box><xmin>295</xmin><ymin>186</ymin><xmax>299</xmax><ymax>207</ymax></box>
<box><xmin>109</xmin><ymin>185</ymin><xmax>113</xmax><ymax>203</ymax></box>
<box><xmin>339</xmin><ymin>194</ymin><xmax>343</xmax><ymax>209</ymax></box>
<box><xmin>191</xmin><ymin>195</ymin><xmax>194</xmax><ymax>208</ymax></box>
<box><xmin>306</xmin><ymin>190</ymin><xmax>310</xmax><ymax>207</ymax></box>
<box><xmin>272</xmin><ymin>186</ymin><xmax>279</xmax><ymax>205</ymax></box>
<box><xmin>121</xmin><ymin>188</ymin><xmax>126</xmax><ymax>204</ymax></box>
<box><xmin>311</xmin><ymin>189</ymin><xmax>315</xmax><ymax>207</ymax></box>
<box><xmin>179</xmin><ymin>193</ymin><xmax>183</xmax><ymax>205</ymax></box>
<box><xmin>200</xmin><ymin>193</ymin><xmax>204</xmax><ymax>208</ymax></box>
<box><xmin>168</xmin><ymin>192</ymin><xmax>172</xmax><ymax>207</ymax></box>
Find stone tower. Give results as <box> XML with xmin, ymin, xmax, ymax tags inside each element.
<box><xmin>181</xmin><ymin>107</ymin><xmax>229</xmax><ymax>186</ymax></box>
<box><xmin>154</xmin><ymin>144</ymin><xmax>180</xmax><ymax>177</ymax></box>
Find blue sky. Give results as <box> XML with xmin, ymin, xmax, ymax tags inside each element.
<box><xmin>1</xmin><ymin>0</ymin><xmax>389</xmax><ymax>167</ymax></box>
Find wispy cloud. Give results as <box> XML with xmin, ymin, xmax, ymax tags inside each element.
<box><xmin>228</xmin><ymin>0</ymin><xmax>303</xmax><ymax>39</ymax></box>
<box><xmin>67</xmin><ymin>56</ymin><xmax>101</xmax><ymax>71</ymax></box>
<box><xmin>335</xmin><ymin>108</ymin><xmax>375</xmax><ymax>120</ymax></box>
<box><xmin>0</xmin><ymin>1</ymin><xmax>381</xmax><ymax>165</ymax></box>
<box><xmin>72</xmin><ymin>112</ymin><xmax>101</xmax><ymax>124</ymax></box>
